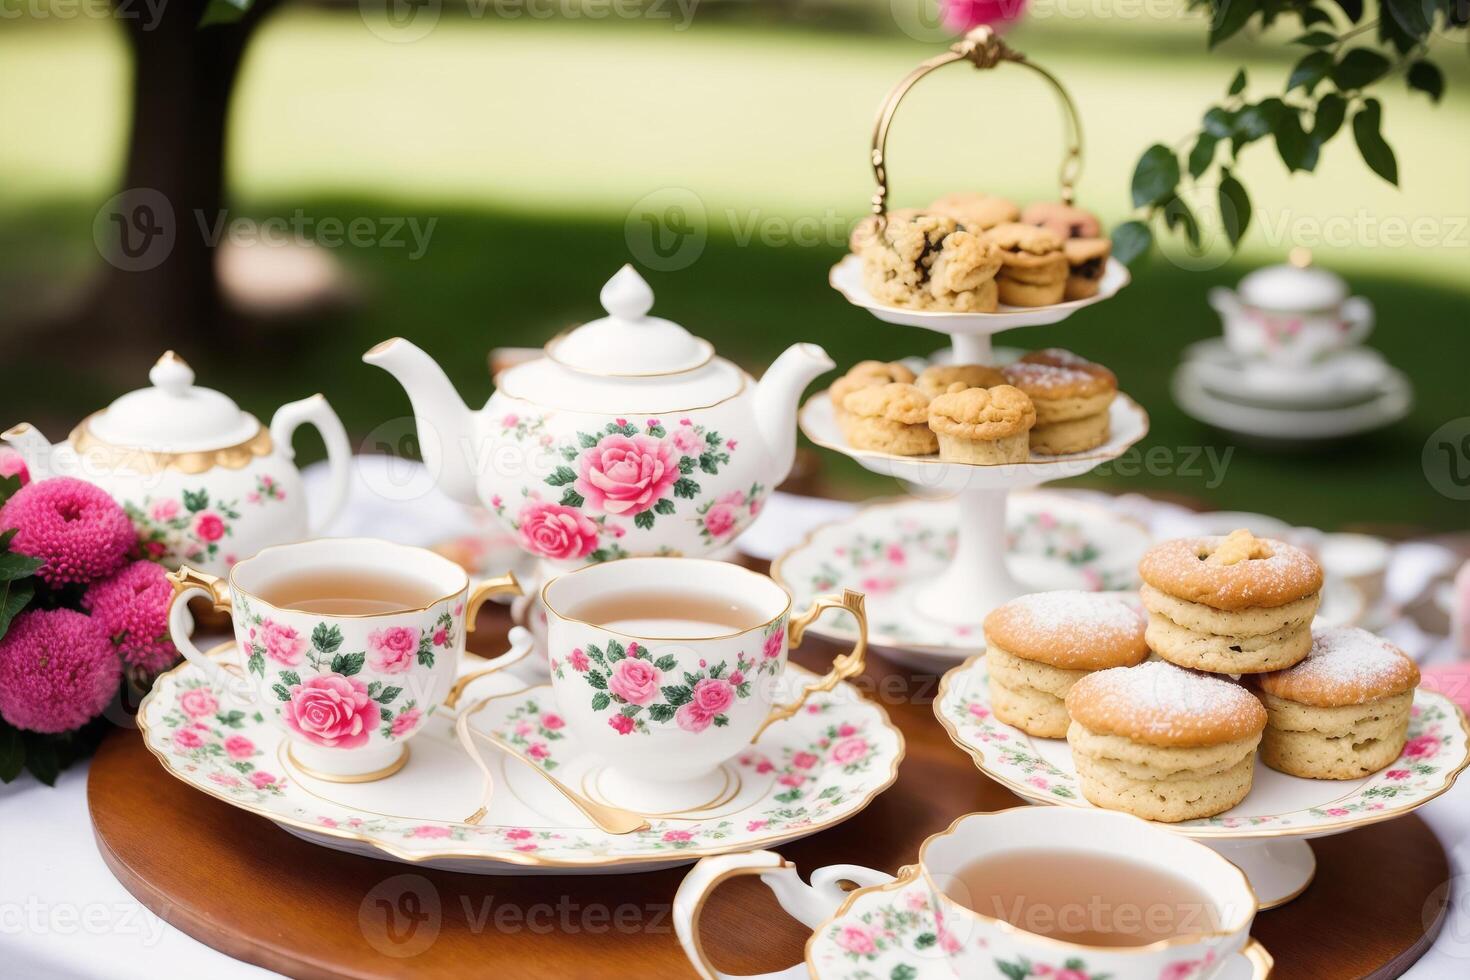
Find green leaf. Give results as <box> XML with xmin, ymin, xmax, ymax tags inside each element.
<box><xmin>633</xmin><ymin>510</ymin><xmax>655</xmax><ymax>530</ymax></box>
<box><xmin>1352</xmin><ymin>98</ymin><xmax>1398</xmax><ymax>185</ymax></box>
<box><xmin>311</xmin><ymin>623</ymin><xmax>343</xmax><ymax>654</ymax></box>
<box><xmin>559</xmin><ymin>488</ymin><xmax>585</xmax><ymax>508</ymax></box>
<box><xmin>279</xmin><ymin>670</ymin><xmax>301</xmax><ymax>687</ymax></box>
<box><xmin>248</xmin><ymin>651</ymin><xmax>265</xmax><ymax>677</ymax></box>
<box><xmin>585</xmin><ymin>669</ymin><xmax>608</xmax><ymax>690</ymax></box>
<box><xmin>1130</xmin><ymin>144</ymin><xmax>1179</xmax><ymax>208</ymax></box>
<box><xmin>1274</xmin><ymin>110</ymin><xmax>1313</xmax><ymax>171</ymax></box>
<box><xmin>647</xmin><ymin>703</ymin><xmax>675</xmax><ymax>723</ymax></box>
<box><xmin>0</xmin><ymin>725</ymin><xmax>24</xmax><ymax>782</ymax></box>
<box><xmin>1202</xmin><ymin>108</ymin><xmax>1234</xmax><ymax>141</ymax></box>
<box><xmin>591</xmin><ymin>691</ymin><xmax>610</xmax><ymax>711</ymax></box>
<box><xmin>182</xmin><ymin>489</ymin><xmax>209</xmax><ymax>513</ymax></box>
<box><xmin>1383</xmin><ymin>0</ymin><xmax>1433</xmax><ymax>40</ymax></box>
<box><xmin>376</xmin><ymin>686</ymin><xmax>403</xmax><ymax>704</ymax></box>
<box><xmin>1209</xmin><ymin>0</ymin><xmax>1259</xmax><ymax>48</ymax></box>
<box><xmin>661</xmin><ymin>684</ymin><xmax>692</xmax><ymax>707</ymax></box>
<box><xmin>271</xmin><ymin>684</ymin><xmax>291</xmax><ymax>701</ymax></box>
<box><xmin>1288</xmin><ymin>51</ymin><xmax>1334</xmax><ymax>93</ymax></box>
<box><xmin>606</xmin><ymin>639</ymin><xmax>627</xmax><ymax>661</ymax></box>
<box><xmin>621</xmin><ymin>704</ymin><xmax>642</xmax><ymax>718</ymax></box>
<box><xmin>0</xmin><ymin>550</ymin><xmax>42</xmax><ymax>582</ymax></box>
<box><xmin>1110</xmin><ymin>221</ymin><xmax>1153</xmax><ymax>265</ymax></box>
<box><xmin>672</xmin><ymin>478</ymin><xmax>699</xmax><ymax>500</ymax></box>
<box><xmin>199</xmin><ymin>0</ymin><xmax>254</xmax><ymax>28</ymax></box>
<box><xmin>1313</xmin><ymin>93</ymin><xmax>1347</xmax><ymax>144</ymax></box>
<box><xmin>577</xmin><ymin>432</ymin><xmax>599</xmax><ymax>448</ymax></box>
<box><xmin>1163</xmin><ymin>198</ymin><xmax>1201</xmax><ymax>249</ymax></box>
<box><xmin>698</xmin><ymin>453</ymin><xmax>719</xmax><ymax>475</ymax></box>
<box><xmin>1407</xmin><ymin>61</ymin><xmax>1444</xmax><ymax>103</ymax></box>
<box><xmin>1298</xmin><ymin>5</ymin><xmax>1334</xmax><ymax>25</ymax></box>
<box><xmin>1228</xmin><ymin>68</ymin><xmax>1247</xmax><ymax>96</ymax></box>
<box><xmin>1187</xmin><ymin>133</ymin><xmax>1218</xmax><ymax>179</ymax></box>
<box><xmin>545</xmin><ymin>466</ymin><xmax>577</xmax><ymax>487</ymax></box>
<box><xmin>380</xmin><ymin>707</ymin><xmax>393</xmax><ymax>722</ymax></box>
<box><xmin>1219</xmin><ymin>171</ymin><xmax>1253</xmax><ymax>246</ymax></box>
<box><xmin>22</xmin><ymin>733</ymin><xmax>59</xmax><ymax>786</ymax></box>
<box><xmin>1332</xmin><ymin>0</ymin><xmax>1362</xmax><ymax>21</ymax></box>
<box><xmin>1332</xmin><ymin>49</ymin><xmax>1391</xmax><ymax>90</ymax></box>
<box><xmin>654</xmin><ymin>655</ymin><xmax>678</xmax><ymax>671</ymax></box>
<box><xmin>1292</xmin><ymin>31</ymin><xmax>1337</xmax><ymax>46</ymax></box>
<box><xmin>0</xmin><ymin>475</ymin><xmax>21</xmax><ymax>507</ymax></box>
<box><xmin>330</xmin><ymin>651</ymin><xmax>366</xmax><ymax>677</ymax></box>
<box><xmin>653</xmin><ymin>499</ymin><xmax>675</xmax><ymax>516</ymax></box>
<box><xmin>1233</xmin><ymin>99</ymin><xmax>1283</xmax><ymax>143</ymax></box>
<box><xmin>0</xmin><ymin>579</ymin><xmax>34</xmax><ymax>639</ymax></box>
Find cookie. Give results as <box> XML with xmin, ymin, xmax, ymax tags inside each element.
<box><xmin>841</xmin><ymin>382</ymin><xmax>938</xmax><ymax>456</ymax></box>
<box><xmin>984</xmin><ymin>591</ymin><xmax>1150</xmax><ymax>737</ymax></box>
<box><xmin>1253</xmin><ymin>627</ymin><xmax>1420</xmax><ymax>779</ymax></box>
<box><xmin>1063</xmin><ymin>238</ymin><xmax>1111</xmax><ymax>300</ymax></box>
<box><xmin>915</xmin><ymin>363</ymin><xmax>1006</xmax><ymax>397</ymax></box>
<box><xmin>1139</xmin><ymin>531</ymin><xmax>1324</xmax><ymax>674</ymax></box>
<box><xmin>983</xmin><ymin>222</ymin><xmax>1068</xmax><ymax>307</ymax></box>
<box><xmin>857</xmin><ymin>211</ymin><xmax>1002</xmax><ymax>312</ymax></box>
<box><xmin>831</xmin><ymin>361</ymin><xmax>917</xmax><ymax>432</ymax></box>
<box><xmin>928</xmin><ymin>192</ymin><xmax>1021</xmax><ymax>232</ymax></box>
<box><xmin>1002</xmin><ymin>350</ymin><xmax>1117</xmax><ymax>454</ymax></box>
<box><xmin>1029</xmin><ymin>411</ymin><xmax>1112</xmax><ymax>455</ymax></box>
<box><xmin>1065</xmin><ymin>660</ymin><xmax>1267</xmax><ymax>822</ymax></box>
<box><xmin>926</xmin><ymin>383</ymin><xmax>1035</xmax><ymax>464</ymax></box>
<box><xmin>1022</xmin><ymin>201</ymin><xmax>1102</xmax><ymax>240</ymax></box>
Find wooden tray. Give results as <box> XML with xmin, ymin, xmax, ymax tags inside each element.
<box><xmin>90</xmin><ymin>600</ymin><xmax>1451</xmax><ymax>978</ymax></box>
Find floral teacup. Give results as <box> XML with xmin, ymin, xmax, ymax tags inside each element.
<box><xmin>543</xmin><ymin>557</ymin><xmax>868</xmax><ymax>812</ymax></box>
<box><xmin>166</xmin><ymin>538</ymin><xmax>521</xmax><ymax>781</ymax></box>
<box><xmin>674</xmin><ymin>808</ymin><xmax>1262</xmax><ymax>980</ymax></box>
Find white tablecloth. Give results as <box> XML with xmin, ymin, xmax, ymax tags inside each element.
<box><xmin>2</xmin><ymin>459</ymin><xmax>1466</xmax><ymax>977</ymax></box>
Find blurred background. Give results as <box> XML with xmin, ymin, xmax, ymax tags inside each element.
<box><xmin>2</xmin><ymin>0</ymin><xmax>1466</xmax><ymax>532</ymax></box>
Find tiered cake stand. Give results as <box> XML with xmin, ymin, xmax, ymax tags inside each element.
<box><xmin>794</xmin><ymin>28</ymin><xmax>1143</xmax><ymax>670</ymax></box>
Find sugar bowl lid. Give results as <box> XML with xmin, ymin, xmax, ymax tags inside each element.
<box><xmin>85</xmin><ymin>352</ymin><xmax>261</xmax><ymax>452</ymax></box>
<box><xmin>544</xmin><ymin>265</ymin><xmax>715</xmax><ymax>377</ymax></box>
<box><xmin>1237</xmin><ymin>249</ymin><xmax>1348</xmax><ymax>312</ymax></box>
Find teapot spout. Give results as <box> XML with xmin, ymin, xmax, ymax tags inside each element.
<box><xmin>753</xmin><ymin>343</ymin><xmax>835</xmax><ymax>485</ymax></box>
<box><xmin>362</xmin><ymin>338</ymin><xmax>483</xmax><ymax>507</ymax></box>
<box><xmin>1</xmin><ymin>423</ymin><xmax>57</xmax><ymax>482</ymax></box>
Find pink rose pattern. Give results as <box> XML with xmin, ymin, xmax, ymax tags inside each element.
<box><xmin>258</xmin><ymin>619</ymin><xmax>307</xmax><ymax>667</ymax></box>
<box><xmin>125</xmin><ymin>486</ymin><xmax>245</xmax><ymax>566</ymax></box>
<box><xmin>163</xmin><ymin>681</ymin><xmax>284</xmax><ymax>799</ymax></box>
<box><xmin>368</xmin><ymin>625</ymin><xmax>420</xmax><ymax>674</ymax></box>
<box><xmin>281</xmin><ymin>674</ymin><xmax>379</xmax><ymax>748</ymax></box>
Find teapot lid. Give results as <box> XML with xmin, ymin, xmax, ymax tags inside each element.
<box><xmin>86</xmin><ymin>352</ymin><xmax>261</xmax><ymax>452</ymax></box>
<box><xmin>544</xmin><ymin>265</ymin><xmax>715</xmax><ymax>376</ymax></box>
<box><xmin>1237</xmin><ymin>249</ymin><xmax>1348</xmax><ymax>312</ymax></box>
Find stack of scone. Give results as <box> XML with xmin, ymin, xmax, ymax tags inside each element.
<box><xmin>1002</xmin><ymin>349</ymin><xmax>1117</xmax><ymax>455</ymax></box>
<box><xmin>1022</xmin><ymin>201</ymin><xmax>1113</xmax><ymax>300</ymax></box>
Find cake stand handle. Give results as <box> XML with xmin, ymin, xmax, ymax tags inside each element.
<box><xmin>912</xmin><ymin>487</ymin><xmax>1025</xmax><ymax>626</ymax></box>
<box><xmin>1202</xmin><ymin>837</ymin><xmax>1317</xmax><ymax>909</ymax></box>
<box><xmin>949</xmin><ymin>332</ymin><xmax>994</xmax><ymax>366</ymax></box>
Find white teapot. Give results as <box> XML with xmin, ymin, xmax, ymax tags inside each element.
<box><xmin>364</xmin><ymin>265</ymin><xmax>834</xmax><ymax>570</ymax></box>
<box><xmin>1208</xmin><ymin>253</ymin><xmax>1373</xmax><ymax>368</ymax></box>
<box><xmin>3</xmin><ymin>352</ymin><xmax>352</xmax><ymax>575</ymax></box>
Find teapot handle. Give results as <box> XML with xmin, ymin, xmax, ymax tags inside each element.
<box><xmin>270</xmin><ymin>394</ymin><xmax>352</xmax><ymax>537</ymax></box>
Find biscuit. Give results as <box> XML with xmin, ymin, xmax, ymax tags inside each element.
<box><xmin>927</xmin><ymin>383</ymin><xmax>1035</xmax><ymax>464</ymax></box>
<box><xmin>983</xmin><ymin>222</ymin><xmax>1069</xmax><ymax>307</ymax></box>
<box><xmin>1065</xmin><ymin>661</ymin><xmax>1267</xmax><ymax>822</ymax></box>
<box><xmin>1022</xmin><ymin>201</ymin><xmax>1102</xmax><ymax>240</ymax></box>
<box><xmin>1063</xmin><ymin>238</ymin><xmax>1111</xmax><ymax>300</ymax></box>
<box><xmin>857</xmin><ymin>211</ymin><xmax>1003</xmax><ymax>312</ymax></box>
<box><xmin>831</xmin><ymin>361</ymin><xmax>917</xmax><ymax>433</ymax></box>
<box><xmin>841</xmin><ymin>382</ymin><xmax>937</xmax><ymax>456</ymax></box>
<box><xmin>916</xmin><ymin>363</ymin><xmax>1006</xmax><ymax>397</ymax></box>
<box><xmin>928</xmin><ymin>192</ymin><xmax>1021</xmax><ymax>231</ymax></box>
<box><xmin>1253</xmin><ymin>627</ymin><xmax>1419</xmax><ymax>779</ymax></box>
<box><xmin>1030</xmin><ymin>412</ymin><xmax>1111</xmax><ymax>456</ymax></box>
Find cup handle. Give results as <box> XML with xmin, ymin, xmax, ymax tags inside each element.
<box><xmin>752</xmin><ymin>589</ymin><xmax>867</xmax><ymax>742</ymax></box>
<box><xmin>463</xmin><ymin>571</ymin><xmax>523</xmax><ymax>634</ymax></box>
<box><xmin>269</xmin><ymin>394</ymin><xmax>352</xmax><ymax>537</ymax></box>
<box><xmin>673</xmin><ymin>851</ymin><xmax>896</xmax><ymax>980</ymax></box>
<box><xmin>444</xmin><ymin>625</ymin><xmax>535</xmax><ymax>711</ymax></box>
<box><xmin>165</xmin><ymin>567</ymin><xmax>248</xmax><ymax>696</ymax></box>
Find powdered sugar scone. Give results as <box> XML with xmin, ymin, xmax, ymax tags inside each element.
<box><xmin>1065</xmin><ymin>660</ymin><xmax>1267</xmax><ymax>822</ymax></box>
<box><xmin>928</xmin><ymin>192</ymin><xmax>1021</xmax><ymax>232</ymax></box>
<box><xmin>830</xmin><ymin>360</ymin><xmax>916</xmax><ymax>437</ymax></box>
<box><xmin>1253</xmin><ymin>627</ymin><xmax>1420</xmax><ymax>779</ymax></box>
<box><xmin>982</xmin><ymin>222</ymin><xmax>1068</xmax><ymax>307</ymax></box>
<box><xmin>983</xmin><ymin>591</ymin><xmax>1150</xmax><ymax>738</ymax></box>
<box><xmin>1002</xmin><ymin>349</ymin><xmax>1117</xmax><ymax>455</ymax></box>
<box><xmin>841</xmin><ymin>382</ymin><xmax>937</xmax><ymax>456</ymax></box>
<box><xmin>915</xmin><ymin>363</ymin><xmax>1006</xmax><ymax>397</ymax></box>
<box><xmin>1139</xmin><ymin>530</ymin><xmax>1324</xmax><ymax>675</ymax></box>
<box><xmin>927</xmin><ymin>383</ymin><xmax>1035</xmax><ymax>464</ymax></box>
<box><xmin>855</xmin><ymin>211</ymin><xmax>1003</xmax><ymax>312</ymax></box>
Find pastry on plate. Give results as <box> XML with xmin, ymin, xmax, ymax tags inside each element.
<box><xmin>841</xmin><ymin>382</ymin><xmax>938</xmax><ymax>456</ymax></box>
<box><xmin>1002</xmin><ymin>349</ymin><xmax>1117</xmax><ymax>455</ymax></box>
<box><xmin>1063</xmin><ymin>238</ymin><xmax>1111</xmax><ymax>300</ymax></box>
<box><xmin>926</xmin><ymin>383</ymin><xmax>1034</xmax><ymax>464</ymax></box>
<box><xmin>927</xmin><ymin>192</ymin><xmax>1021</xmax><ymax>232</ymax></box>
<box><xmin>830</xmin><ymin>360</ymin><xmax>916</xmax><ymax>436</ymax></box>
<box><xmin>915</xmin><ymin>363</ymin><xmax>1006</xmax><ymax>398</ymax></box>
<box><xmin>1066</xmin><ymin>660</ymin><xmax>1267</xmax><ymax>822</ymax></box>
<box><xmin>1253</xmin><ymin>626</ymin><xmax>1420</xmax><ymax>779</ymax></box>
<box><xmin>984</xmin><ymin>591</ymin><xmax>1150</xmax><ymax>737</ymax></box>
<box><xmin>855</xmin><ymin>211</ymin><xmax>1003</xmax><ymax>312</ymax></box>
<box><xmin>982</xmin><ymin>223</ymin><xmax>1068</xmax><ymax>307</ymax></box>
<box><xmin>1021</xmin><ymin>201</ymin><xmax>1102</xmax><ymax>240</ymax></box>
<box><xmin>1139</xmin><ymin>530</ymin><xmax>1324</xmax><ymax>675</ymax></box>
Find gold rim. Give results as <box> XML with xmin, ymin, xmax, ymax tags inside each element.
<box><xmin>493</xmin><ymin>365</ymin><xmax>749</xmax><ymax>414</ymax></box>
<box><xmin>543</xmin><ymin>329</ymin><xmax>717</xmax><ymax>378</ymax></box>
<box><xmin>1253</xmin><ymin>858</ymin><xmax>1316</xmax><ymax>912</ymax></box>
<box><xmin>933</xmin><ymin>655</ymin><xmax>1470</xmax><ymax>839</ymax></box>
<box><xmin>540</xmin><ymin>556</ymin><xmax>793</xmax><ymax>642</ymax></box>
<box><xmin>1243</xmin><ymin>938</ymin><xmax>1274</xmax><ymax>978</ymax></box>
<box><xmin>62</xmin><ymin>415</ymin><xmax>274</xmax><ymax>475</ymax></box>
<box><xmin>285</xmin><ymin>743</ymin><xmax>410</xmax><ymax>783</ymax></box>
<box><xmin>135</xmin><ymin>648</ymin><xmax>905</xmax><ymax>868</ymax></box>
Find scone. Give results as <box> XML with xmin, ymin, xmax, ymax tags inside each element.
<box><xmin>841</xmin><ymin>382</ymin><xmax>937</xmax><ymax>456</ymax></box>
<box><xmin>928</xmin><ymin>192</ymin><xmax>1021</xmax><ymax>232</ymax></box>
<box><xmin>984</xmin><ymin>591</ymin><xmax>1150</xmax><ymax>737</ymax></box>
<box><xmin>1253</xmin><ymin>627</ymin><xmax>1420</xmax><ymax>779</ymax></box>
<box><xmin>983</xmin><ymin>222</ymin><xmax>1068</xmax><ymax>307</ymax></box>
<box><xmin>926</xmin><ymin>383</ymin><xmax>1035</xmax><ymax>464</ymax></box>
<box><xmin>856</xmin><ymin>211</ymin><xmax>1003</xmax><ymax>312</ymax></box>
<box><xmin>1139</xmin><ymin>530</ymin><xmax>1324</xmax><ymax>675</ymax></box>
<box><xmin>915</xmin><ymin>363</ymin><xmax>1006</xmax><ymax>397</ymax></box>
<box><xmin>1065</xmin><ymin>660</ymin><xmax>1267</xmax><ymax>822</ymax></box>
<box><xmin>1002</xmin><ymin>349</ymin><xmax>1117</xmax><ymax>455</ymax></box>
<box><xmin>831</xmin><ymin>360</ymin><xmax>916</xmax><ymax>436</ymax></box>
<box><xmin>1063</xmin><ymin>238</ymin><xmax>1111</xmax><ymax>300</ymax></box>
<box><xmin>1021</xmin><ymin>201</ymin><xmax>1102</xmax><ymax>240</ymax></box>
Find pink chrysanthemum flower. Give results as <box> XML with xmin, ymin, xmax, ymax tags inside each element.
<box><xmin>0</xmin><ymin>608</ymin><xmax>120</xmax><ymax>733</ymax></box>
<box><xmin>0</xmin><ymin>478</ymin><xmax>134</xmax><ymax>586</ymax></box>
<box><xmin>0</xmin><ymin>448</ymin><xmax>29</xmax><ymax>486</ymax></box>
<box><xmin>83</xmin><ymin>560</ymin><xmax>178</xmax><ymax>674</ymax></box>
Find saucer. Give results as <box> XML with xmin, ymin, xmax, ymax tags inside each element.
<box><xmin>137</xmin><ymin>645</ymin><xmax>902</xmax><ymax>874</ymax></box>
<box><xmin>935</xmin><ymin>655</ymin><xmax>1470</xmax><ymax>905</ymax></box>
<box><xmin>805</xmin><ymin>873</ymin><xmax>1273</xmax><ymax>980</ymax></box>
<box><xmin>770</xmin><ymin>494</ymin><xmax>1153</xmax><ymax>666</ymax></box>
<box><xmin>1182</xmin><ymin>338</ymin><xmax>1391</xmax><ymax>409</ymax></box>
<box><xmin>829</xmin><ymin>253</ymin><xmax>1131</xmax><ymax>334</ymax></box>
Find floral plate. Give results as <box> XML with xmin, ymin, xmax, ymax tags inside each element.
<box><xmin>770</xmin><ymin>493</ymin><xmax>1152</xmax><ymax>664</ymax></box>
<box><xmin>137</xmin><ymin>648</ymin><xmax>902</xmax><ymax>874</ymax></box>
<box><xmin>934</xmin><ymin>655</ymin><xmax>1470</xmax><ymax>906</ymax></box>
<box><xmin>805</xmin><ymin>873</ymin><xmax>1272</xmax><ymax>980</ymax></box>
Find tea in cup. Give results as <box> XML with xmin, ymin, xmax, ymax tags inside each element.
<box><xmin>166</xmin><ymin>537</ymin><xmax>522</xmax><ymax>781</ymax></box>
<box><xmin>542</xmin><ymin>557</ymin><xmax>867</xmax><ymax>812</ymax></box>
